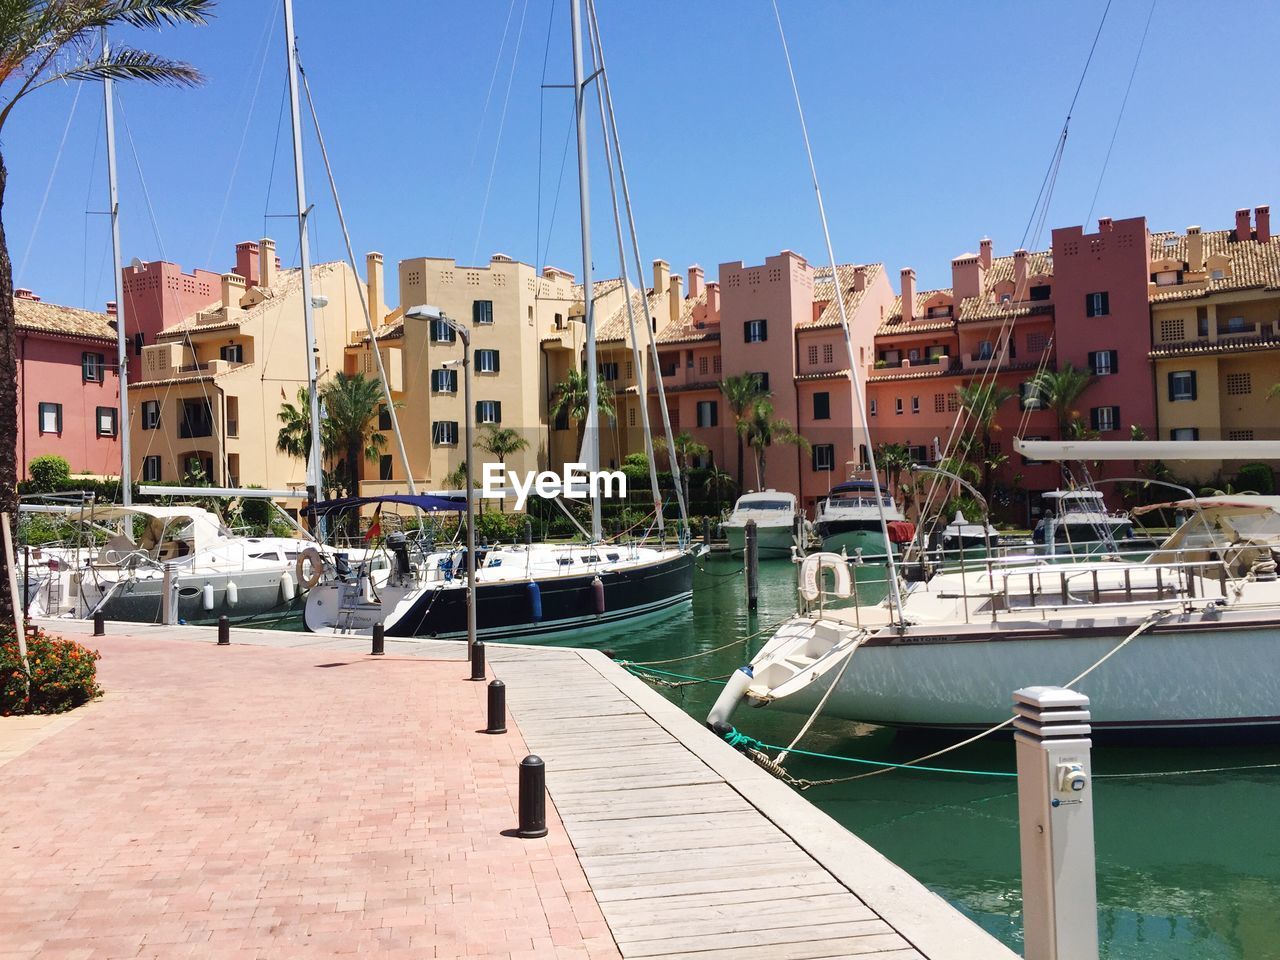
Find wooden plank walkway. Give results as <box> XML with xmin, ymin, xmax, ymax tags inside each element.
<box><xmin>492</xmin><ymin>649</ymin><xmax>1016</xmax><ymax>960</ymax></box>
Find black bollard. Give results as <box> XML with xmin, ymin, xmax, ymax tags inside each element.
<box><xmin>517</xmin><ymin>755</ymin><xmax>548</xmax><ymax>838</ymax></box>
<box><xmin>92</xmin><ymin>610</ymin><xmax>105</xmax><ymax>636</ymax></box>
<box><xmin>745</xmin><ymin>519</ymin><xmax>759</xmax><ymax>613</ymax></box>
<box><xmin>469</xmin><ymin>639</ymin><xmax>486</xmax><ymax>681</ymax></box>
<box><xmin>486</xmin><ymin>679</ymin><xmax>507</xmax><ymax>734</ymax></box>
<box><xmin>217</xmin><ymin>615</ymin><xmax>230</xmax><ymax>645</ymax></box>
<box><xmin>371</xmin><ymin>622</ymin><xmax>385</xmax><ymax>656</ymax></box>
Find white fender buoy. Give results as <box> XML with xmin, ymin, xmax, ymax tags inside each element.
<box><xmin>201</xmin><ymin>582</ymin><xmax>215</xmax><ymax>611</ymax></box>
<box><xmin>280</xmin><ymin>571</ymin><xmax>296</xmax><ymax>601</ymax></box>
<box><xmin>799</xmin><ymin>552</ymin><xmax>853</xmax><ymax>603</ymax></box>
<box><xmin>226</xmin><ymin>580</ymin><xmax>238</xmax><ymax>606</ymax></box>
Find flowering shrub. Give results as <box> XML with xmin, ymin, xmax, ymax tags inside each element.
<box><xmin>0</xmin><ymin>626</ymin><xmax>102</xmax><ymax>716</ymax></box>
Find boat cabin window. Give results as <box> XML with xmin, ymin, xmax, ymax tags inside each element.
<box><xmin>740</xmin><ymin>500</ymin><xmax>792</xmax><ymax>511</ymax></box>
<box><xmin>581</xmin><ymin>554</ymin><xmax>599</xmax><ymax>563</ymax></box>
<box><xmin>606</xmin><ymin>552</ymin><xmax>620</xmax><ymax>561</ymax></box>
<box><xmin>557</xmin><ymin>558</ymin><xmax>574</xmax><ymax>566</ymax></box>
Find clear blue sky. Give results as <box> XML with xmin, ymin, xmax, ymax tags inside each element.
<box><xmin>8</xmin><ymin>1</ymin><xmax>1279</xmax><ymax>312</ymax></box>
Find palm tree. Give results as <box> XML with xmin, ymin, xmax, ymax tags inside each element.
<box><xmin>477</xmin><ymin>426</ymin><xmax>528</xmax><ymax>511</ymax></box>
<box><xmin>1268</xmin><ymin>383</ymin><xmax>1280</xmax><ymax>401</ymax></box>
<box><xmin>0</xmin><ymin>1</ymin><xmax>213</xmax><ymax>623</ymax></box>
<box><xmin>550</xmin><ymin>367</ymin><xmax>615</xmax><ymax>458</ymax></box>
<box><xmin>703</xmin><ymin>464</ymin><xmax>737</xmax><ymax>511</ymax></box>
<box><xmin>719</xmin><ymin>373</ymin><xmax>768</xmax><ymax>490</ymax></box>
<box><xmin>874</xmin><ymin>442</ymin><xmax>913</xmax><ymax>499</ymax></box>
<box><xmin>321</xmin><ymin>373</ymin><xmax>388</xmax><ymax>500</ymax></box>
<box><xmin>744</xmin><ymin>397</ymin><xmax>809</xmax><ymax>488</ymax></box>
<box><xmin>1026</xmin><ymin>362</ymin><xmax>1092</xmax><ymax>440</ymax></box>
<box><xmin>276</xmin><ymin>386</ymin><xmax>332</xmax><ymax>470</ymax></box>
<box><xmin>655</xmin><ymin>430</ymin><xmax>708</xmax><ymax>508</ymax></box>
<box><xmin>955</xmin><ymin>380</ymin><xmax>1016</xmax><ymax>504</ymax></box>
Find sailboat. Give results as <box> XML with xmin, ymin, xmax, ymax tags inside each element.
<box><xmin>708</xmin><ymin>440</ymin><xmax>1280</xmax><ymax>738</ymax></box>
<box><xmin>302</xmin><ymin>0</ymin><xmax>697</xmax><ymax>642</ymax></box>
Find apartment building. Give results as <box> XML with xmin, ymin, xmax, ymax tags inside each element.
<box><xmin>1147</xmin><ymin>206</ymin><xmax>1280</xmax><ymax>482</ymax></box>
<box><xmin>15</xmin><ymin>290</ymin><xmax>122</xmax><ymax>481</ymax></box>
<box><xmin>128</xmin><ymin>239</ymin><xmax>370</xmax><ymax>491</ymax></box>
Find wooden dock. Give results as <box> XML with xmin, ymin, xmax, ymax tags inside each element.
<box><xmin>31</xmin><ymin>619</ymin><xmax>1016</xmax><ymax>959</ymax></box>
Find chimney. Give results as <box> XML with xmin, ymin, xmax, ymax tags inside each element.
<box><xmin>979</xmin><ymin>238</ymin><xmax>993</xmax><ymax>270</ymax></box>
<box><xmin>706</xmin><ymin>281</ymin><xmax>720</xmax><ymax>316</ymax></box>
<box><xmin>1097</xmin><ymin>217</ymin><xmax>1113</xmax><ymax>233</ymax></box>
<box><xmin>900</xmin><ymin>268</ymin><xmax>916</xmax><ymax>322</ymax></box>
<box><xmin>106</xmin><ymin>301</ymin><xmax>118</xmax><ymax>317</ymax></box>
<box><xmin>669</xmin><ymin>273</ymin><xmax>683</xmax><ymax>328</ymax></box>
<box><xmin>234</xmin><ymin>241</ymin><xmax>260</xmax><ymax>286</ymax></box>
<box><xmin>1186</xmin><ymin>226</ymin><xmax>1204</xmax><ymax>271</ymax></box>
<box><xmin>14</xmin><ymin>288</ymin><xmax>38</xmax><ymax>301</ymax></box>
<box><xmin>221</xmin><ymin>272</ymin><xmax>246</xmax><ymax>310</ymax></box>
<box><xmin>687</xmin><ymin>264</ymin><xmax>704</xmax><ymax>298</ymax></box>
<box><xmin>951</xmin><ymin>253</ymin><xmax>983</xmax><ymax>301</ymax></box>
<box><xmin>852</xmin><ymin>265</ymin><xmax>867</xmax><ymax>292</ymax></box>
<box><xmin>1235</xmin><ymin>208</ymin><xmax>1252</xmax><ymax>242</ymax></box>
<box><xmin>366</xmin><ymin>251</ymin><xmax>385</xmax><ymax>316</ymax></box>
<box><xmin>652</xmin><ymin>258</ymin><xmax>670</xmax><ymax>294</ymax></box>
<box><xmin>1256</xmin><ymin>205</ymin><xmax>1271</xmax><ymax>243</ymax></box>
<box><xmin>1013</xmin><ymin>248</ymin><xmax>1028</xmax><ymax>292</ymax></box>
<box><xmin>258</xmin><ymin>238</ymin><xmax>277</xmax><ymax>288</ymax></box>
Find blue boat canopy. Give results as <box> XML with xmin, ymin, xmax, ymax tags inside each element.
<box><xmin>827</xmin><ymin>479</ymin><xmax>879</xmax><ymax>494</ymax></box>
<box><xmin>302</xmin><ymin>493</ymin><xmax>467</xmax><ymax>515</ymax></box>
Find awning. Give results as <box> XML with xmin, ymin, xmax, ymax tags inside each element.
<box><xmin>302</xmin><ymin>493</ymin><xmax>467</xmax><ymax>516</ymax></box>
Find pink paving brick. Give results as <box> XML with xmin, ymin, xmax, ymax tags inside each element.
<box><xmin>0</xmin><ymin>635</ymin><xmax>620</xmax><ymax>960</ymax></box>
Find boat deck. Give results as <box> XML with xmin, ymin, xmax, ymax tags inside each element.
<box><xmin>23</xmin><ymin>618</ymin><xmax>1014</xmax><ymax>959</ymax></box>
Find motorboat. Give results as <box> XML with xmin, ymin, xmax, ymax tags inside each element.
<box><xmin>813</xmin><ymin>479</ymin><xmax>912</xmax><ymax>560</ymax></box>
<box><xmin>303</xmin><ymin>494</ymin><xmax>694</xmax><ymax>640</ymax></box>
<box><xmin>709</xmin><ymin>492</ymin><xmax>1280</xmax><ymax>739</ymax></box>
<box><xmin>20</xmin><ymin>503</ymin><xmax>319</xmax><ymax>624</ymax></box>
<box><xmin>939</xmin><ymin>509</ymin><xmax>1000</xmax><ymax>553</ymax></box>
<box><xmin>722</xmin><ymin>490</ymin><xmax>798</xmax><ymax>558</ymax></box>
<box><xmin>1033</xmin><ymin>489</ymin><xmax>1136</xmax><ymax>555</ymax></box>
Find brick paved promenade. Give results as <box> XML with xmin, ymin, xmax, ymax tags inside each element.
<box><xmin>0</xmin><ymin>634</ymin><xmax>617</xmax><ymax>960</ymax></box>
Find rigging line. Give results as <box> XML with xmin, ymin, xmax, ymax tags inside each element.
<box><xmin>534</xmin><ymin>0</ymin><xmax>557</xmax><ymax>271</ymax></box>
<box><xmin>81</xmin><ymin>93</ymin><xmax>105</xmax><ymax>307</ymax></box>
<box><xmin>472</xmin><ymin>0</ymin><xmax>531</xmax><ymax>265</ymax></box>
<box><xmin>263</xmin><ymin>73</ymin><xmax>290</xmax><ymax>243</ymax></box>
<box><xmin>204</xmin><ymin>1</ymin><xmax>280</xmax><ymax>268</ymax></box>
<box><xmin>1085</xmin><ymin>0</ymin><xmax>1157</xmax><ymax>227</ymax></box>
<box><xmin>770</xmin><ymin>0</ymin><xmax>901</xmax><ymax>617</ymax></box>
<box><xmin>541</xmin><ymin>108</ymin><xmax>577</xmax><ymax>268</ymax></box>
<box><xmin>20</xmin><ymin>80</ymin><xmax>84</xmax><ymax>283</ymax></box>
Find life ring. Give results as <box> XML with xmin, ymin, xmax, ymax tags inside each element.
<box><xmin>296</xmin><ymin>547</ymin><xmax>325</xmax><ymax>590</ymax></box>
<box><xmin>799</xmin><ymin>551</ymin><xmax>853</xmax><ymax>602</ymax></box>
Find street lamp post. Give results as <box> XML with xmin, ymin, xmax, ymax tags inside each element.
<box><xmin>406</xmin><ymin>306</ymin><xmax>477</xmax><ymax>658</ymax></box>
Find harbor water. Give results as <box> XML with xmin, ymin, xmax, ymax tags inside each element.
<box><xmin>518</xmin><ymin>554</ymin><xmax>1280</xmax><ymax>960</ymax></box>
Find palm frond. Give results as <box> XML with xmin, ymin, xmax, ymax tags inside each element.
<box><xmin>99</xmin><ymin>0</ymin><xmax>215</xmax><ymax>29</ymax></box>
<box><xmin>54</xmin><ymin>46</ymin><xmax>202</xmax><ymax>86</ymax></box>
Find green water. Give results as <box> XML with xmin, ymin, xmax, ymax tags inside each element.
<box><xmin>518</xmin><ymin>556</ymin><xmax>1280</xmax><ymax>960</ymax></box>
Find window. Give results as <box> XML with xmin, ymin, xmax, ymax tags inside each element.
<box><xmin>911</xmin><ymin>396</ymin><xmax>920</xmax><ymax>414</ymax></box>
<box><xmin>142</xmin><ymin>400</ymin><xmax>161</xmax><ymax>430</ymax></box>
<box><xmin>908</xmin><ymin>445</ymin><xmax>929</xmax><ymax>464</ymax></box>
<box><xmin>812</xmin><ymin>392</ymin><xmax>830</xmax><ymax>421</ymax></box>
<box><xmin>1027</xmin><ymin>332</ymin><xmax>1050</xmax><ymax>353</ymax></box>
<box><xmin>822</xmin><ymin>343</ymin><xmax>834</xmax><ymax>364</ymax></box>
<box><xmin>807</xmin><ymin>345</ymin><xmax>818</xmax><ymax>365</ymax></box>
<box><xmin>1170</xmin><ymin>428</ymin><xmax>1199</xmax><ymax>441</ymax></box>
<box><xmin>600</xmin><ymin>362</ymin><xmax>619</xmax><ymax>381</ymax></box>
<box><xmin>926</xmin><ymin>305</ymin><xmax>951</xmax><ymax>318</ymax></box>
<box><xmin>379</xmin><ymin>455</ymin><xmax>393</xmax><ymax>481</ymax></box>
<box><xmin>696</xmin><ymin>400</ymin><xmax>718</xmax><ymax>428</ymax></box>
<box><xmin>895</xmin><ymin>397</ymin><xmax>904</xmax><ymax>416</ymax></box>
<box><xmin>82</xmin><ymin>352</ymin><xmax>105</xmax><ymax>382</ymax></box>
<box><xmin>38</xmin><ymin>402</ymin><xmax>62</xmax><ymax>435</ymax></box>
<box><xmin>1090</xmin><ymin>405</ymin><xmax>1120</xmax><ymax>432</ymax></box>
<box><xmin>1225</xmin><ymin>372</ymin><xmax>1252</xmax><ymax>396</ymax></box>
<box><xmin>1159</xmin><ymin>318</ymin><xmax>1184</xmax><ymax>342</ymax></box>
<box><xmin>1210</xmin><ymin>269</ymin><xmax>1225</xmax><ymax>281</ymax></box>
<box><xmin>431</xmin><ymin>368</ymin><xmax>457</xmax><ymax>394</ymax></box>
<box><xmin>378</xmin><ymin>404</ymin><xmax>393</xmax><ymax>430</ymax></box>
<box><xmin>869</xmin><ymin>398</ymin><xmax>877</xmax><ymax>417</ymax></box>
<box><xmin>1088</xmin><ymin>350</ymin><xmax>1118</xmax><ymax>376</ymax></box>
<box><xmin>698</xmin><ymin>356</ymin><xmax>708</xmax><ymax>375</ymax></box>
<box><xmin>473</xmin><ymin>300</ymin><xmax>494</xmax><ymax>325</ymax></box>
<box><xmin>432</xmin><ymin>420</ymin><xmax>459</xmax><ymax>445</ymax></box>
<box><xmin>626</xmin><ymin>360</ymin><xmax>633</xmax><ymax>380</ymax></box>
<box><xmin>947</xmin><ymin>393</ymin><xmax>959</xmax><ymax>412</ymax></box>
<box><xmin>1222</xmin><ymin>315</ymin><xmax>1250</xmax><ymax>334</ymax></box>
<box><xmin>1197</xmin><ymin>307</ymin><xmax>1209</xmax><ymax>338</ymax></box>
<box><xmin>879</xmin><ymin>349</ymin><xmax>901</xmax><ymax>366</ymax></box>
<box><xmin>934</xmin><ymin>393</ymin><xmax>946</xmax><ymax>413</ymax></box>
<box><xmin>628</xmin><ymin>407</ymin><xmax>636</xmax><ymax>428</ymax></box>
<box><xmin>96</xmin><ymin>406</ymin><xmax>117</xmax><ymax>437</ymax></box>
<box><xmin>1085</xmin><ymin>292</ymin><xmax>1110</xmax><ymax>317</ymax></box>
<box><xmin>977</xmin><ymin>340</ymin><xmax>994</xmax><ymax>360</ymax></box>
<box><xmin>812</xmin><ymin>444</ymin><xmax>835</xmax><ymax>472</ymax></box>
<box><xmin>713</xmin><ymin>355</ymin><xmax>722</xmax><ymax>374</ymax></box>
<box><xmin>908</xmin><ymin>348</ymin><xmax>921</xmax><ymax>363</ymax></box>
<box><xmin>1228</xmin><ymin>429</ymin><xmax>1255</xmax><ymax>442</ymax></box>
<box><xmin>476</xmin><ymin>400</ymin><xmax>502</xmax><ymax>424</ymax></box>
<box><xmin>926</xmin><ymin>344</ymin><xmax>947</xmax><ymax>363</ymax></box>
<box><xmin>219</xmin><ymin>343</ymin><xmax>244</xmax><ymax>363</ymax></box>
<box><xmin>142</xmin><ymin>455</ymin><xmax>162</xmax><ymax>482</ymax></box>
<box><xmin>1154</xmin><ymin>270</ymin><xmax>1180</xmax><ymax>287</ymax></box>
<box><xmin>1168</xmin><ymin>370</ymin><xmax>1197</xmax><ymax>401</ymax></box>
<box><xmin>179</xmin><ymin>399</ymin><xmax>213</xmax><ymax>439</ymax></box>
<box><xmin>133</xmin><ymin>332</ymin><xmax>145</xmax><ymax>357</ymax></box>
<box><xmin>744</xmin><ymin>319</ymin><xmax>768</xmax><ymax>343</ymax></box>
<box><xmin>554</xmin><ymin>312</ymin><xmax>564</xmax><ymax>330</ymax></box>
<box><xmin>1021</xmin><ymin>436</ymin><xmax>1049</xmax><ymax>465</ymax></box>
<box><xmin>1020</xmin><ymin>380</ymin><xmax>1045</xmax><ymax>410</ymax></box>
<box><xmin>430</xmin><ymin>319</ymin><xmax>456</xmax><ymax>343</ymax></box>
<box><xmin>476</xmin><ymin>349</ymin><xmax>500</xmax><ymax>373</ymax></box>
<box><xmin>1029</xmin><ymin>284</ymin><xmax>1051</xmax><ymax>301</ymax></box>
<box><xmin>553</xmin><ymin>408</ymin><xmax>569</xmax><ymax>431</ymax></box>
<box><xmin>750</xmin><ymin>371</ymin><xmax>769</xmax><ymax>392</ymax></box>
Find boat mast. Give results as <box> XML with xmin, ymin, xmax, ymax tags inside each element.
<box><xmin>102</xmin><ymin>30</ymin><xmax>130</xmax><ymax>506</ymax></box>
<box><xmin>282</xmin><ymin>0</ymin><xmax>324</xmax><ymax>513</ymax></box>
<box><xmin>569</xmin><ymin>0</ymin><xmax>602</xmax><ymax>542</ymax></box>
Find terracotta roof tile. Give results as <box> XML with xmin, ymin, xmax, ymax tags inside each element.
<box><xmin>804</xmin><ymin>263</ymin><xmax>884</xmax><ymax>329</ymax></box>
<box><xmin>1148</xmin><ymin>229</ymin><xmax>1280</xmax><ymax>303</ymax></box>
<box><xmin>1148</xmin><ymin>333</ymin><xmax>1280</xmax><ymax>359</ymax></box>
<box><xmin>156</xmin><ymin>262</ymin><xmax>346</xmax><ymax>339</ymax></box>
<box><xmin>14</xmin><ymin>297</ymin><xmax>116</xmax><ymax>340</ymax></box>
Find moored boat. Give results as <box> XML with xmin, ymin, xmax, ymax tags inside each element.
<box><xmin>722</xmin><ymin>490</ymin><xmax>798</xmax><ymax>558</ymax></box>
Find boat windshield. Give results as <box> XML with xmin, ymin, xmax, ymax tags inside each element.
<box><xmin>737</xmin><ymin>500</ymin><xmax>792</xmax><ymax>511</ymax></box>
<box><xmin>828</xmin><ymin>492</ymin><xmax>894</xmax><ymax>509</ymax></box>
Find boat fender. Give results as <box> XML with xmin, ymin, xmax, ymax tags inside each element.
<box><xmin>296</xmin><ymin>547</ymin><xmax>324</xmax><ymax>590</ymax></box>
<box><xmin>591</xmin><ymin>576</ymin><xmax>605</xmax><ymax>615</ymax></box>
<box><xmin>527</xmin><ymin>581</ymin><xmax>543</xmax><ymax>622</ymax></box>
<box><xmin>225</xmin><ymin>580</ymin><xmax>238</xmax><ymax>606</ymax></box>
<box><xmin>279</xmin><ymin>570</ymin><xmax>296</xmax><ymax>601</ymax></box>
<box><xmin>706</xmin><ymin>666</ymin><xmax>754</xmax><ymax>730</ymax></box>
<box><xmin>799</xmin><ymin>552</ymin><xmax>853</xmax><ymax>602</ymax></box>
<box><xmin>201</xmin><ymin>582</ymin><xmax>215</xmax><ymax>611</ymax></box>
